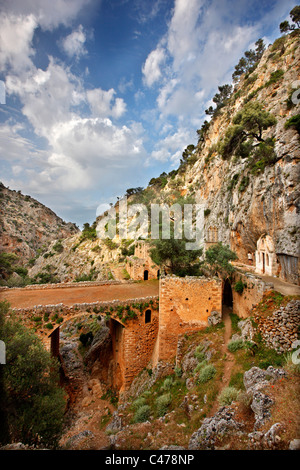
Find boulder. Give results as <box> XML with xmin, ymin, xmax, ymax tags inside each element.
<box><xmin>188</xmin><ymin>406</ymin><xmax>244</xmax><ymax>450</ymax></box>
<box><xmin>208</xmin><ymin>310</ymin><xmax>222</xmax><ymax>326</ymax></box>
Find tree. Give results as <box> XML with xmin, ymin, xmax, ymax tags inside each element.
<box><xmin>0</xmin><ymin>303</ymin><xmax>66</xmax><ymax>447</ymax></box>
<box><xmin>205</xmin><ymin>84</ymin><xmax>232</xmax><ymax>118</ymax></box>
<box><xmin>233</xmin><ymin>102</ymin><xmax>277</xmax><ymax>142</ymax></box>
<box><xmin>179</xmin><ymin>144</ymin><xmax>198</xmax><ymax>168</ymax></box>
<box><xmin>219</xmin><ymin>102</ymin><xmax>277</xmax><ymax>159</ymax></box>
<box><xmin>149</xmin><ymin>202</ymin><xmax>203</xmax><ymax>276</ymax></box>
<box><xmin>232</xmin><ymin>39</ymin><xmax>266</xmax><ymax>82</ymax></box>
<box><xmin>150</xmin><ymin>235</ymin><xmax>203</xmax><ymax>277</ymax></box>
<box><xmin>197</xmin><ymin>120</ymin><xmax>210</xmax><ymax>145</ymax></box>
<box><xmin>125</xmin><ymin>187</ymin><xmax>144</xmax><ymax>197</ymax></box>
<box><xmin>280</xmin><ymin>6</ymin><xmax>300</xmax><ymax>33</ymax></box>
<box><xmin>204</xmin><ymin>243</ymin><xmax>238</xmax><ymax>279</ymax></box>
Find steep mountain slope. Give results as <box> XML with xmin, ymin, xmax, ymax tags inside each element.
<box><xmin>6</xmin><ymin>32</ymin><xmax>299</xmax><ymax>286</ymax></box>
<box><xmin>0</xmin><ymin>183</ymin><xmax>79</xmax><ymax>264</ymax></box>
<box><xmin>126</xmin><ymin>31</ymin><xmax>300</xmax><ymax>284</ymax></box>
<box><xmin>179</xmin><ymin>33</ymin><xmax>299</xmax><ymax>263</ymax></box>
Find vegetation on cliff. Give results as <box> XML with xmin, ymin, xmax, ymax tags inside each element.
<box><xmin>0</xmin><ymin>301</ymin><xmax>66</xmax><ymax>448</ymax></box>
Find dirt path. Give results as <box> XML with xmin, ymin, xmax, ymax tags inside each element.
<box><xmin>209</xmin><ymin>306</ymin><xmax>235</xmax><ymax>416</ymax></box>
<box><xmin>0</xmin><ymin>280</ymin><xmax>159</xmax><ymax>309</ymax></box>
<box><xmin>221</xmin><ymin>306</ymin><xmax>235</xmax><ymax>386</ymax></box>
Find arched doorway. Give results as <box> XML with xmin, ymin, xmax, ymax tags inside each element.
<box><xmin>144</xmin><ymin>270</ymin><xmax>149</xmax><ymax>280</ymax></box>
<box><xmin>223</xmin><ymin>278</ymin><xmax>233</xmax><ymax>308</ymax></box>
<box><xmin>145</xmin><ymin>309</ymin><xmax>152</xmax><ymax>323</ymax></box>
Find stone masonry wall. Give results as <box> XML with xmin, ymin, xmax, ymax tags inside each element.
<box><xmin>155</xmin><ymin>276</ymin><xmax>222</xmax><ymax>364</ymax></box>
<box><xmin>254</xmin><ymin>300</ymin><xmax>300</xmax><ymax>354</ymax></box>
<box><xmin>9</xmin><ymin>296</ymin><xmax>159</xmax><ymax>393</ymax></box>
<box><xmin>232</xmin><ymin>271</ymin><xmax>274</xmax><ymax>318</ymax></box>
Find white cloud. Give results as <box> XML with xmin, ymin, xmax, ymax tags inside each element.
<box><xmin>2</xmin><ymin>0</ymin><xmax>92</xmax><ymax>30</ymax></box>
<box><xmin>87</xmin><ymin>88</ymin><xmax>126</xmax><ymax>119</ymax></box>
<box><xmin>167</xmin><ymin>0</ymin><xmax>204</xmax><ymax>71</ymax></box>
<box><xmin>142</xmin><ymin>47</ymin><xmax>165</xmax><ymax>87</ymax></box>
<box><xmin>61</xmin><ymin>25</ymin><xmax>87</xmax><ymax>59</ymax></box>
<box><xmin>6</xmin><ymin>58</ymin><xmax>85</xmax><ymax>136</ymax></box>
<box><xmin>149</xmin><ymin>126</ymin><xmax>195</xmax><ymax>167</ymax></box>
<box><xmin>0</xmin><ymin>13</ymin><xmax>37</xmax><ymax>72</ymax></box>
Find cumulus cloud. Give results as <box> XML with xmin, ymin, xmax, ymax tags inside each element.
<box><xmin>61</xmin><ymin>25</ymin><xmax>87</xmax><ymax>59</ymax></box>
<box><xmin>0</xmin><ymin>13</ymin><xmax>37</xmax><ymax>72</ymax></box>
<box><xmin>142</xmin><ymin>47</ymin><xmax>165</xmax><ymax>87</ymax></box>
<box><xmin>87</xmin><ymin>88</ymin><xmax>127</xmax><ymax>119</ymax></box>
<box><xmin>2</xmin><ymin>0</ymin><xmax>91</xmax><ymax>30</ymax></box>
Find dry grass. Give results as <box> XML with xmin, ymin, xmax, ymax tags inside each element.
<box><xmin>261</xmin><ymin>372</ymin><xmax>300</xmax><ymax>447</ymax></box>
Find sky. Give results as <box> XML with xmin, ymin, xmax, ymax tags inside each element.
<box><xmin>0</xmin><ymin>0</ymin><xmax>297</xmax><ymax>227</ymax></box>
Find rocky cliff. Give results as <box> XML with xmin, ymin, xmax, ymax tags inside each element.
<box><xmin>0</xmin><ymin>183</ymin><xmax>79</xmax><ymax>264</ymax></box>
<box><xmin>182</xmin><ymin>33</ymin><xmax>299</xmax><ymax>262</ymax></box>
<box><xmin>2</xmin><ymin>32</ymin><xmax>299</xmax><ymax>286</ymax></box>
<box><xmin>130</xmin><ymin>31</ymin><xmax>300</xmax><ymax>284</ymax></box>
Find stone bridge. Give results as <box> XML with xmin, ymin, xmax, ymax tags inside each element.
<box><xmin>0</xmin><ymin>273</ymin><xmax>276</xmax><ymax>393</ymax></box>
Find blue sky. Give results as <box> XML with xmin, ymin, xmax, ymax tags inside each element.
<box><xmin>0</xmin><ymin>0</ymin><xmax>297</xmax><ymax>227</ymax></box>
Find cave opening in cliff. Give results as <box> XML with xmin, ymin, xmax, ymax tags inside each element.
<box><xmin>223</xmin><ymin>278</ymin><xmax>233</xmax><ymax>308</ymax></box>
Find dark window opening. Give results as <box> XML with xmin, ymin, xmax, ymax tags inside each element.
<box><xmin>157</xmin><ymin>269</ymin><xmax>160</xmax><ymax>279</ymax></box>
<box><xmin>144</xmin><ymin>270</ymin><xmax>149</xmax><ymax>280</ymax></box>
<box><xmin>145</xmin><ymin>309</ymin><xmax>151</xmax><ymax>323</ymax></box>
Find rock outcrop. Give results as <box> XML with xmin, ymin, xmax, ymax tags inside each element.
<box><xmin>0</xmin><ymin>183</ymin><xmax>78</xmax><ymax>264</ymax></box>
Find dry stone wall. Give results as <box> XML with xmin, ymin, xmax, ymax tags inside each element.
<box><xmin>254</xmin><ymin>299</ymin><xmax>300</xmax><ymax>353</ymax></box>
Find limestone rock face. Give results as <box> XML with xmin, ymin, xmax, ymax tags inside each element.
<box><xmin>0</xmin><ymin>183</ymin><xmax>78</xmax><ymax>263</ymax></box>
<box><xmin>162</xmin><ymin>33</ymin><xmax>300</xmax><ymax>283</ymax></box>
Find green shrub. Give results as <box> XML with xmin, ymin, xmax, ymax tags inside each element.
<box><xmin>218</xmin><ymin>386</ymin><xmax>240</xmax><ymax>406</ymax></box>
<box><xmin>155</xmin><ymin>393</ymin><xmax>172</xmax><ymax>417</ymax></box>
<box><xmin>45</xmin><ymin>322</ymin><xmax>54</xmax><ymax>329</ymax></box>
<box><xmin>234</xmin><ymin>280</ymin><xmax>245</xmax><ymax>294</ymax></box>
<box><xmin>228</xmin><ymin>338</ymin><xmax>244</xmax><ymax>352</ymax></box>
<box><xmin>238</xmin><ymin>175</ymin><xmax>250</xmax><ymax>192</ymax></box>
<box><xmin>174</xmin><ymin>366</ymin><xmax>183</xmax><ymax>377</ymax></box>
<box><xmin>133</xmin><ymin>405</ymin><xmax>151</xmax><ymax>423</ymax></box>
<box><xmin>198</xmin><ymin>364</ymin><xmax>216</xmax><ymax>384</ymax></box>
<box><xmin>227</xmin><ymin>173</ymin><xmax>240</xmax><ymax>191</ymax></box>
<box><xmin>194</xmin><ymin>345</ymin><xmax>206</xmax><ymax>361</ymax></box>
<box><xmin>193</xmin><ymin>360</ymin><xmax>207</xmax><ymax>375</ymax></box>
<box><xmin>265</xmin><ymin>69</ymin><xmax>284</xmax><ymax>87</ymax></box>
<box><xmin>132</xmin><ymin>397</ymin><xmax>147</xmax><ymax>410</ymax></box>
<box><xmin>162</xmin><ymin>377</ymin><xmax>173</xmax><ymax>391</ymax></box>
<box><xmin>285</xmin><ymin>114</ymin><xmax>300</xmax><ymax>135</ymax></box>
<box><xmin>53</xmin><ymin>241</ymin><xmax>64</xmax><ymax>253</ymax></box>
<box><xmin>32</xmin><ymin>316</ymin><xmax>42</xmax><ymax>322</ymax></box>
